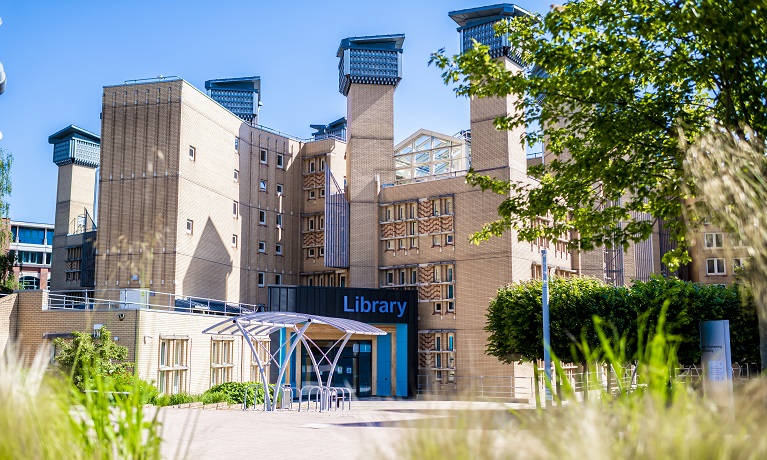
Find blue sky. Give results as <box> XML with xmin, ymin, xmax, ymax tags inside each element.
<box><xmin>0</xmin><ymin>1</ymin><xmax>545</xmax><ymax>224</ymax></box>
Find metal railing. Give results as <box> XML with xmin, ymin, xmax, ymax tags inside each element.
<box><xmin>46</xmin><ymin>289</ymin><xmax>267</xmax><ymax>317</ymax></box>
<box><xmin>418</xmin><ymin>363</ymin><xmax>761</xmax><ymax>402</ymax></box>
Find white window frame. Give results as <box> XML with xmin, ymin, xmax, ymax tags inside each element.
<box><xmin>189</xmin><ymin>146</ymin><xmax>196</xmax><ymax>161</ymax></box>
<box><xmin>704</xmin><ymin>233</ymin><xmax>723</xmax><ymax>249</ymax></box>
<box><xmin>232</xmin><ymin>234</ymin><xmax>238</xmax><ymax>248</ymax></box>
<box><xmin>277</xmin><ymin>153</ymin><xmax>284</xmax><ymax>169</ymax></box>
<box><xmin>233</xmin><ymin>201</ymin><xmax>239</xmax><ymax>218</ymax></box>
<box><xmin>259</xmin><ymin>180</ymin><xmax>267</xmax><ymax>192</ymax></box>
<box><xmin>258</xmin><ymin>272</ymin><xmax>266</xmax><ymax>287</ymax></box>
<box><xmin>258</xmin><ymin>241</ymin><xmax>266</xmax><ymax>253</ymax></box>
<box><xmin>706</xmin><ymin>258</ymin><xmax>726</xmax><ymax>275</ymax></box>
<box><xmin>276</xmin><ymin>184</ymin><xmax>283</xmax><ymax>195</ymax></box>
<box><xmin>186</xmin><ymin>219</ymin><xmax>193</xmax><ymax>235</ymax></box>
<box><xmin>260</xmin><ymin>148</ymin><xmax>268</xmax><ymax>164</ymax></box>
<box><xmin>233</xmin><ymin>169</ymin><xmax>239</xmax><ymax>182</ymax></box>
<box><xmin>276</xmin><ymin>214</ymin><xmax>283</xmax><ymax>227</ymax></box>
<box><xmin>276</xmin><ymin>243</ymin><xmax>283</xmax><ymax>255</ymax></box>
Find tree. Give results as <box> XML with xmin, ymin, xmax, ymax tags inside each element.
<box><xmin>430</xmin><ymin>0</ymin><xmax>767</xmax><ymax>268</ymax></box>
<box><xmin>53</xmin><ymin>327</ymin><xmax>131</xmax><ymax>390</ymax></box>
<box><xmin>0</xmin><ymin>146</ymin><xmax>12</xmax><ymax>293</ymax></box>
<box><xmin>486</xmin><ymin>276</ymin><xmax>760</xmax><ymax>366</ymax></box>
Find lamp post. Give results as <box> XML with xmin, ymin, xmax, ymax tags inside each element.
<box><xmin>542</xmin><ymin>249</ymin><xmax>552</xmax><ymax>406</ymax></box>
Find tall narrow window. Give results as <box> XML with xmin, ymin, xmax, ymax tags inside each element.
<box><xmin>233</xmin><ymin>170</ymin><xmax>239</xmax><ymax>182</ymax></box>
<box><xmin>276</xmin><ymin>184</ymin><xmax>283</xmax><ymax>195</ymax></box>
<box><xmin>233</xmin><ymin>201</ymin><xmax>239</xmax><ymax>218</ymax></box>
<box><xmin>275</xmin><ymin>274</ymin><xmax>283</xmax><ymax>284</ymax></box>
<box><xmin>259</xmin><ymin>210</ymin><xmax>266</xmax><ymax>225</ymax></box>
<box><xmin>188</xmin><ymin>146</ymin><xmax>196</xmax><ymax>161</ymax></box>
<box><xmin>258</xmin><ymin>272</ymin><xmax>265</xmax><ymax>286</ymax></box>
<box><xmin>186</xmin><ymin>219</ymin><xmax>193</xmax><ymax>235</ymax></box>
<box><xmin>258</xmin><ymin>241</ymin><xmax>266</xmax><ymax>253</ymax></box>
<box><xmin>277</xmin><ymin>153</ymin><xmax>284</xmax><ymax>168</ymax></box>
<box><xmin>276</xmin><ymin>243</ymin><xmax>283</xmax><ymax>255</ymax></box>
<box><xmin>234</xmin><ymin>137</ymin><xmax>239</xmax><ymax>151</ymax></box>
<box><xmin>259</xmin><ymin>180</ymin><xmax>267</xmax><ymax>192</ymax></box>
<box><xmin>276</xmin><ymin>214</ymin><xmax>283</xmax><ymax>227</ymax></box>
<box><xmin>309</xmin><ymin>161</ymin><xmax>315</xmax><ymax>173</ymax></box>
<box><xmin>260</xmin><ymin>148</ymin><xmax>268</xmax><ymax>164</ymax></box>
<box><xmin>231</xmin><ymin>234</ymin><xmax>238</xmax><ymax>248</ymax></box>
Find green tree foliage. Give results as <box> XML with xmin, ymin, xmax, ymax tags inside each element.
<box><xmin>486</xmin><ymin>276</ymin><xmax>760</xmax><ymax>366</ymax></box>
<box><xmin>0</xmin><ymin>147</ymin><xmax>13</xmax><ymax>293</ymax></box>
<box><xmin>430</xmin><ymin>0</ymin><xmax>767</xmax><ymax>269</ymax></box>
<box><xmin>53</xmin><ymin>327</ymin><xmax>132</xmax><ymax>389</ymax></box>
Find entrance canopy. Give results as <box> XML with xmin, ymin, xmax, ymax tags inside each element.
<box><xmin>202</xmin><ymin>311</ymin><xmax>387</xmax><ymax>337</ymax></box>
<box><xmin>202</xmin><ymin>312</ymin><xmax>386</xmax><ymax>411</ymax></box>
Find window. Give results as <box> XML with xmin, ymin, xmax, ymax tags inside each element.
<box><xmin>446</xmin><ymin>301</ymin><xmax>455</xmax><ymax>312</ymax></box>
<box><xmin>733</xmin><ymin>258</ymin><xmax>744</xmax><ymax>269</ymax></box>
<box><xmin>411</xmin><ymin>238</ymin><xmax>418</xmax><ymax>248</ymax></box>
<box><xmin>320</xmin><ymin>188</ymin><xmax>325</xmax><ymax>198</ymax></box>
<box><xmin>309</xmin><ymin>190</ymin><xmax>316</xmax><ymax>200</ymax></box>
<box><xmin>398</xmin><ymin>239</ymin><xmax>406</xmax><ymax>249</ymax></box>
<box><xmin>259</xmin><ymin>180</ymin><xmax>267</xmax><ymax>192</ymax></box>
<box><xmin>320</xmin><ymin>159</ymin><xmax>325</xmax><ymax>171</ymax></box>
<box><xmin>186</xmin><ymin>219</ymin><xmax>193</xmax><ymax>235</ymax></box>
<box><xmin>445</xmin><ymin>235</ymin><xmax>454</xmax><ymax>245</ymax></box>
<box><xmin>705</xmin><ymin>233</ymin><xmax>723</xmax><ymax>248</ymax></box>
<box><xmin>188</xmin><ymin>146</ymin><xmax>196</xmax><ymax>161</ymax></box>
<box><xmin>276</xmin><ymin>214</ymin><xmax>283</xmax><ymax>227</ymax></box>
<box><xmin>706</xmin><ymin>258</ymin><xmax>726</xmax><ymax>275</ymax></box>
<box><xmin>411</xmin><ymin>270</ymin><xmax>418</xmax><ymax>285</ymax></box>
<box><xmin>319</xmin><ymin>247</ymin><xmax>324</xmax><ymax>257</ymax></box>
<box><xmin>433</xmin><ymin>235</ymin><xmax>441</xmax><ymax>246</ymax></box>
<box><xmin>276</xmin><ymin>244</ymin><xmax>283</xmax><ymax>255</ymax></box>
<box><xmin>308</xmin><ymin>218</ymin><xmax>315</xmax><ymax>231</ymax></box>
<box><xmin>277</xmin><ymin>153</ymin><xmax>284</xmax><ymax>168</ymax></box>
<box><xmin>319</xmin><ymin>216</ymin><xmax>324</xmax><ymax>230</ymax></box>
<box><xmin>234</xmin><ymin>137</ymin><xmax>239</xmax><ymax>151</ymax></box>
<box><xmin>275</xmin><ymin>274</ymin><xmax>283</xmax><ymax>285</ymax></box>
<box><xmin>258</xmin><ymin>241</ymin><xmax>266</xmax><ymax>253</ymax></box>
<box><xmin>233</xmin><ymin>201</ymin><xmax>239</xmax><ymax>218</ymax></box>
<box><xmin>260</xmin><ymin>148</ymin><xmax>268</xmax><ymax>164</ymax></box>
<box><xmin>233</xmin><ymin>169</ymin><xmax>239</xmax><ymax>182</ymax></box>
<box><xmin>385</xmin><ymin>208</ymin><xmax>392</xmax><ymax>221</ymax></box>
<box><xmin>340</xmin><ymin>275</ymin><xmax>346</xmax><ymax>288</ymax></box>
<box><xmin>444</xmin><ymin>199</ymin><xmax>452</xmax><ymax>215</ymax></box>
<box><xmin>433</xmin><ymin>201</ymin><xmax>440</xmax><ymax>216</ymax></box>
<box><xmin>398</xmin><ymin>206</ymin><xmax>404</xmax><ymax>220</ymax></box>
<box><xmin>447</xmin><ymin>266</ymin><xmax>453</xmax><ymax>282</ymax></box>
<box><xmin>158</xmin><ymin>338</ymin><xmax>189</xmax><ymax>395</ymax></box>
<box><xmin>399</xmin><ymin>271</ymin><xmax>405</xmax><ymax>285</ymax></box>
<box><xmin>210</xmin><ymin>338</ymin><xmax>234</xmax><ymax>386</ymax></box>
<box><xmin>276</xmin><ymin>184</ymin><xmax>283</xmax><ymax>195</ymax></box>
<box><xmin>232</xmin><ymin>234</ymin><xmax>238</xmax><ymax>248</ymax></box>
<box><xmin>435</xmin><ymin>302</ymin><xmax>442</xmax><ymax>314</ymax></box>
<box><xmin>308</xmin><ymin>248</ymin><xmax>315</xmax><ymax>258</ymax></box>
<box><xmin>309</xmin><ymin>161</ymin><xmax>315</xmax><ymax>173</ymax></box>
<box><xmin>386</xmin><ymin>271</ymin><xmax>394</xmax><ymax>285</ymax></box>
<box><xmin>386</xmin><ymin>240</ymin><xmax>393</xmax><ymax>250</ymax></box>
<box><xmin>258</xmin><ymin>272</ymin><xmax>265</xmax><ymax>286</ymax></box>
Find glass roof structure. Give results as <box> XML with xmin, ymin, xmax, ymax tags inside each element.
<box><xmin>394</xmin><ymin>130</ymin><xmax>469</xmax><ymax>183</ymax></box>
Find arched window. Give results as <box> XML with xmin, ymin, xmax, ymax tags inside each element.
<box><xmin>19</xmin><ymin>276</ymin><xmax>40</xmax><ymax>290</ymax></box>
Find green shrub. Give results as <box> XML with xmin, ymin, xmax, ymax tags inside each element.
<box><xmin>205</xmin><ymin>381</ymin><xmax>266</xmax><ymax>405</ymax></box>
<box><xmin>200</xmin><ymin>391</ymin><xmax>229</xmax><ymax>405</ymax></box>
<box><xmin>167</xmin><ymin>393</ymin><xmax>197</xmax><ymax>406</ymax></box>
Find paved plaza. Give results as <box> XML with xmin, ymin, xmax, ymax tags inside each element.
<box><xmin>158</xmin><ymin>399</ymin><xmax>533</xmax><ymax>459</ymax></box>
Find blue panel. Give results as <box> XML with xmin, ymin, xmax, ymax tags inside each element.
<box><xmin>290</xmin><ymin>335</ymin><xmax>298</xmax><ymax>389</ymax></box>
<box><xmin>376</xmin><ymin>334</ymin><xmax>392</xmax><ymax>397</ymax></box>
<box><xmin>277</xmin><ymin>328</ymin><xmax>286</xmax><ymax>387</ymax></box>
<box><xmin>395</xmin><ymin>324</ymin><xmax>408</xmax><ymax>397</ymax></box>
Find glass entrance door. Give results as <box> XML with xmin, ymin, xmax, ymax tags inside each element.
<box><xmin>301</xmin><ymin>340</ymin><xmax>372</xmax><ymax>398</ymax></box>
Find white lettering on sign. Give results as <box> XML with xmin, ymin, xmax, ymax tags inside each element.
<box><xmin>343</xmin><ymin>295</ymin><xmax>407</xmax><ymax>318</ymax></box>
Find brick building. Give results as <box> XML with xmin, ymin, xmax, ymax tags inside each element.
<box><xmin>4</xmin><ymin>3</ymin><xmax>742</xmax><ymax>399</ymax></box>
